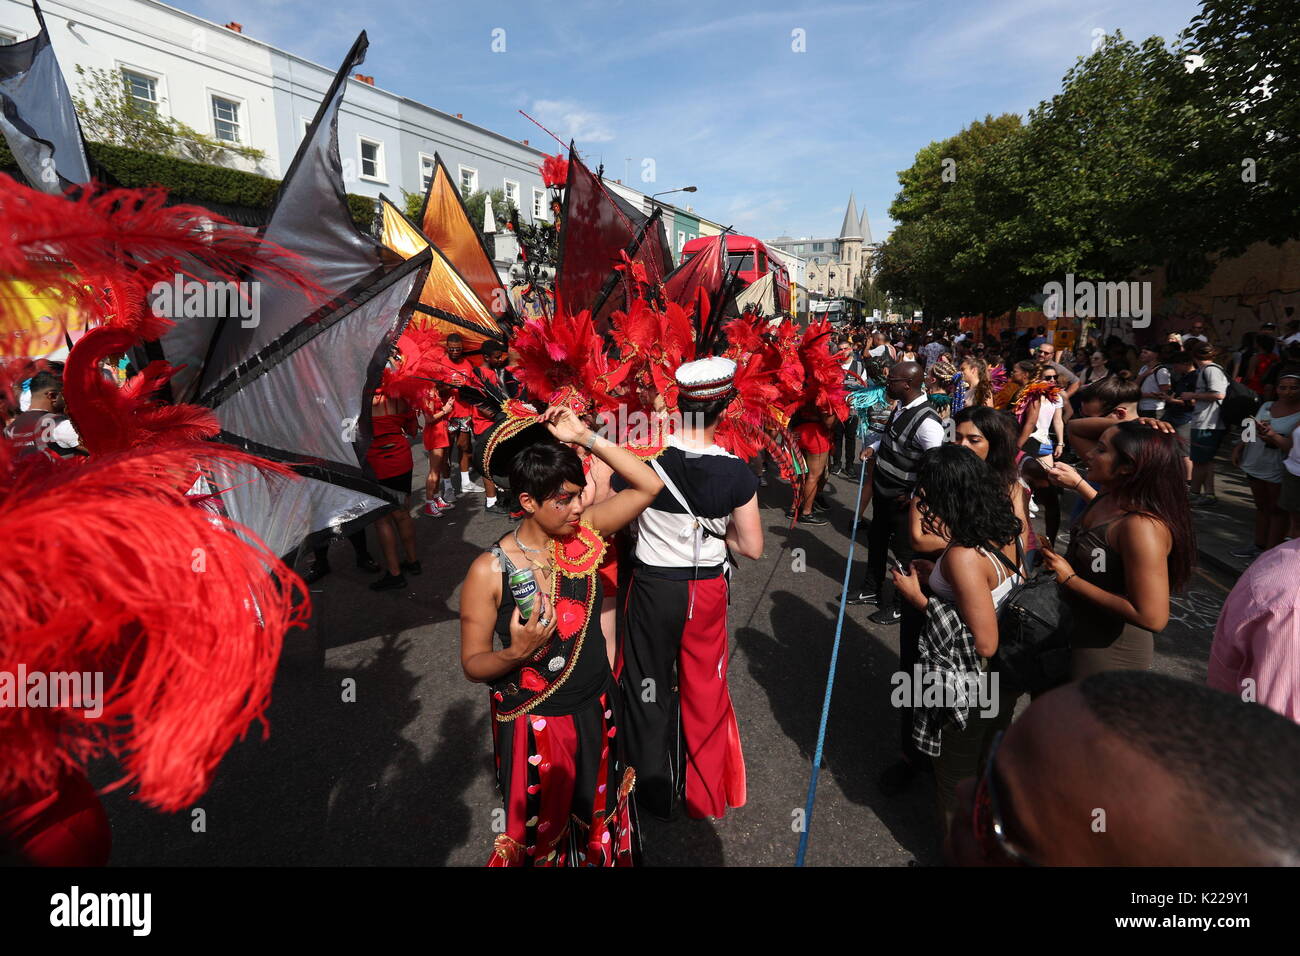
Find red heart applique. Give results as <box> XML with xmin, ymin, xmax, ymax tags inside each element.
<box><xmin>554</xmin><ymin>597</ymin><xmax>586</xmax><ymax>639</ymax></box>
<box><xmin>519</xmin><ymin>668</ymin><xmax>548</xmax><ymax>692</ymax></box>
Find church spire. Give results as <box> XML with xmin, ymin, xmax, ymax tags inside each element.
<box><xmin>838</xmin><ymin>193</ymin><xmax>861</xmax><ymax>240</ymax></box>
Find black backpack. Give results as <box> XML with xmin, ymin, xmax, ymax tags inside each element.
<box><xmin>1204</xmin><ymin>363</ymin><xmax>1260</xmax><ymax>429</ymax></box>
<box><xmin>989</xmin><ymin>540</ymin><xmax>1072</xmax><ymax>697</ymax></box>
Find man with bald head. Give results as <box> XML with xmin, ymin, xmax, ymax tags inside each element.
<box><xmin>947</xmin><ymin>671</ymin><xmax>1300</xmax><ymax>866</ymax></box>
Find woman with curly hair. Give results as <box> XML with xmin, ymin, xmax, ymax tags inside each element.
<box><xmin>891</xmin><ymin>443</ymin><xmax>1026</xmax><ymax>833</ymax></box>
<box><xmin>1041</xmin><ymin>420</ymin><xmax>1194</xmax><ymax>678</ymax></box>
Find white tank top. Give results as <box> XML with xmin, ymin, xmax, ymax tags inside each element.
<box><xmin>929</xmin><ymin>542</ymin><xmax>1022</xmax><ymax>608</ymax></box>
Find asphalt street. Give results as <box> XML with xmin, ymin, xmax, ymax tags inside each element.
<box><xmin>97</xmin><ymin>463</ymin><xmax>1234</xmax><ymax>867</ymax></box>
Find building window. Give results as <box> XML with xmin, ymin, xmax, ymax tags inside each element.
<box><xmin>211</xmin><ymin>96</ymin><xmax>241</xmax><ymax>143</ymax></box>
<box><xmin>419</xmin><ymin>154</ymin><xmax>436</xmax><ymax>192</ymax></box>
<box><xmin>0</xmin><ymin>31</ymin><xmax>19</xmax><ymax>45</ymax></box>
<box><xmin>122</xmin><ymin>69</ymin><xmax>159</xmax><ymax>114</ymax></box>
<box><xmin>458</xmin><ymin>165</ymin><xmax>478</xmax><ymax>195</ymax></box>
<box><xmin>359</xmin><ymin>137</ymin><xmax>384</xmax><ymax>181</ymax></box>
<box><xmin>503</xmin><ymin>180</ymin><xmax>520</xmax><ymax>210</ymax></box>
<box><xmin>812</xmin><ymin>242</ymin><xmax>824</xmax><ymax>253</ymax></box>
<box><xmin>532</xmin><ymin>187</ymin><xmax>547</xmax><ymax>221</ymax></box>
<box><xmin>677</xmin><ymin>231</ymin><xmax>686</xmax><ymax>252</ymax></box>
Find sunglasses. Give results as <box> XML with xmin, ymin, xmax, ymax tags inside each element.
<box><xmin>971</xmin><ymin>730</ymin><xmax>1039</xmax><ymax>866</ymax></box>
<box><xmin>1042</xmin><ymin>375</ymin><xmax>1058</xmax><ymax>381</ymax></box>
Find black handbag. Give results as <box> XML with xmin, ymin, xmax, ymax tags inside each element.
<box><xmin>989</xmin><ymin>538</ymin><xmax>1072</xmax><ymax>697</ymax></box>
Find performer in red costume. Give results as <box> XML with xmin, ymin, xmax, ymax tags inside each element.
<box><xmin>458</xmin><ymin>402</ymin><xmax>663</xmax><ymax>866</ymax></box>
<box><xmin>616</xmin><ymin>357</ymin><xmax>766</xmax><ymax>820</ymax></box>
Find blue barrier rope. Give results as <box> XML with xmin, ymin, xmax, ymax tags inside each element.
<box><xmin>795</xmin><ymin>455</ymin><xmax>869</xmax><ymax>866</ymax></box>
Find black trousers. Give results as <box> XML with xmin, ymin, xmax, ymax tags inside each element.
<box><xmin>858</xmin><ymin>491</ymin><xmax>913</xmax><ymax>607</ymax></box>
<box><xmin>840</xmin><ymin>415</ymin><xmax>859</xmax><ymax>469</ymax></box>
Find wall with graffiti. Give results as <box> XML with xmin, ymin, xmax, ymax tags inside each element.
<box><xmin>1146</xmin><ymin>239</ymin><xmax>1300</xmax><ymax>346</ymax></box>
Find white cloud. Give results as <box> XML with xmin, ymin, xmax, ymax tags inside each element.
<box><xmin>530</xmin><ymin>99</ymin><xmax>616</xmax><ymax>144</ymax></box>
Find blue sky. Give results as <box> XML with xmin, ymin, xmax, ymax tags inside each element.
<box><xmin>177</xmin><ymin>0</ymin><xmax>1204</xmax><ymax>242</ymax></box>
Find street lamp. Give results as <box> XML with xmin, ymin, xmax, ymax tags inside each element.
<box><xmin>651</xmin><ymin>186</ymin><xmax>698</xmax><ymax>200</ymax></box>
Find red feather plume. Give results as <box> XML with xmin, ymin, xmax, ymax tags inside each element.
<box><xmin>511</xmin><ymin>309</ymin><xmax>621</xmax><ymax>414</ymax></box>
<box><xmin>798</xmin><ymin>318</ymin><xmax>849</xmax><ymax>420</ymax></box>
<box><xmin>0</xmin><ymin>442</ymin><xmax>308</xmax><ymax>811</ymax></box>
<box><xmin>377</xmin><ymin>329</ymin><xmax>451</xmax><ymax>414</ymax></box>
<box><xmin>609</xmin><ymin>295</ymin><xmax>697</xmax><ymax>413</ymax></box>
<box><xmin>539</xmin><ymin>154</ymin><xmax>569</xmax><ymax>189</ymax></box>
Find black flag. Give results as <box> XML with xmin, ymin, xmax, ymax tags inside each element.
<box><xmin>152</xmin><ymin>33</ymin><xmax>431</xmax><ymax>556</ymax></box>
<box><xmin>0</xmin><ymin>1</ymin><xmax>90</xmax><ymax>193</ymax></box>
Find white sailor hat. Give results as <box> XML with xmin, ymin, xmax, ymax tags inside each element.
<box><xmin>675</xmin><ymin>356</ymin><xmax>736</xmax><ymax>401</ymax></box>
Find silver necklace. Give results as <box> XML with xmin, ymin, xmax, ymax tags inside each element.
<box><xmin>513</xmin><ymin>527</ymin><xmax>544</xmax><ymax>554</ymax></box>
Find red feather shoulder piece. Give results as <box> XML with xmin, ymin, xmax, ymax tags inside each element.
<box><xmin>1012</xmin><ymin>380</ymin><xmax>1063</xmax><ymax>419</ymax></box>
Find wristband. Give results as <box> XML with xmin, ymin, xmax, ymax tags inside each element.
<box><xmin>1062</xmin><ymin>572</ymin><xmax>1077</xmax><ymax>586</ymax></box>
<box><xmin>583</xmin><ymin>431</ymin><xmax>598</xmax><ymax>451</ymax></box>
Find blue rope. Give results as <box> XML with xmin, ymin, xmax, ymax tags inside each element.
<box><xmin>795</xmin><ymin>455</ymin><xmax>869</xmax><ymax>866</ymax></box>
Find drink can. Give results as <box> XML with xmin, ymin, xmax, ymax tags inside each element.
<box><xmin>508</xmin><ymin>568</ymin><xmax>538</xmax><ymax>623</ymax></box>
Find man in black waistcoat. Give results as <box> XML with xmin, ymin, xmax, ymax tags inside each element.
<box><xmin>846</xmin><ymin>361</ymin><xmax>945</xmax><ymax>794</ymax></box>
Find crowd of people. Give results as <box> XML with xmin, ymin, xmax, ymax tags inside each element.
<box><xmin>5</xmin><ymin>314</ymin><xmax>1299</xmax><ymax>869</ymax></box>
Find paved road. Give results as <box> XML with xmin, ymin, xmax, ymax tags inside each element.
<box><xmin>98</xmin><ymin>466</ymin><xmax>1235</xmax><ymax>867</ymax></box>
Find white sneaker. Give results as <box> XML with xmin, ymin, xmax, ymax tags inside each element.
<box><xmin>1028</xmin><ymin>496</ymin><xmax>1040</xmax><ymax>517</ymax></box>
<box><xmin>461</xmin><ymin>480</ymin><xmax>485</xmax><ymax>494</ymax></box>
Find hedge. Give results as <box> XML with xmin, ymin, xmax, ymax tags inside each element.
<box><xmin>0</xmin><ymin>139</ymin><xmax>375</xmax><ymax>230</ymax></box>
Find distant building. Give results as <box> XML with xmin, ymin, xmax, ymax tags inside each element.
<box><xmin>766</xmin><ymin>194</ymin><xmax>872</xmax><ymax>298</ymax></box>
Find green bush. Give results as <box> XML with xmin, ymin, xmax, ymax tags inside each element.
<box><xmin>0</xmin><ymin>139</ymin><xmax>374</xmax><ymax>230</ymax></box>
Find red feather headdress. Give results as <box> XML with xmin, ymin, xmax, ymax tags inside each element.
<box><xmin>0</xmin><ymin>442</ymin><xmax>308</xmax><ymax>810</ymax></box>
<box><xmin>511</xmin><ymin>308</ymin><xmax>626</xmax><ymax>415</ymax></box>
<box><xmin>608</xmin><ymin>291</ymin><xmax>699</xmax><ymax>413</ymax></box>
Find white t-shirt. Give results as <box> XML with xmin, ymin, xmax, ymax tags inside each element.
<box><xmin>1138</xmin><ymin>364</ymin><xmax>1172</xmax><ymax>413</ymax></box>
<box><xmin>1189</xmin><ymin>363</ymin><xmax>1230</xmax><ymax>430</ymax></box>
<box><xmin>1286</xmin><ymin>424</ymin><xmax>1300</xmax><ymax>478</ymax></box>
<box><xmin>1030</xmin><ymin>395</ymin><xmax>1063</xmax><ymax>444</ymax></box>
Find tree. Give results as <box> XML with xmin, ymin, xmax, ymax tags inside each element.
<box><xmin>875</xmin><ymin>113</ymin><xmax>1027</xmax><ymax>318</ymax></box>
<box><xmin>1183</xmin><ymin>0</ymin><xmax>1299</xmax><ymax>253</ymax></box>
<box><xmin>72</xmin><ymin>66</ymin><xmax>265</xmax><ymax>167</ymax></box>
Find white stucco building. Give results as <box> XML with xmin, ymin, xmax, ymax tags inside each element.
<box><xmin>0</xmin><ymin>0</ymin><xmax>555</xmax><ymax>224</ymax></box>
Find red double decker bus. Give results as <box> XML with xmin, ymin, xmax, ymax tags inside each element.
<box><xmin>680</xmin><ymin>234</ymin><xmax>791</xmax><ymax>314</ymax></box>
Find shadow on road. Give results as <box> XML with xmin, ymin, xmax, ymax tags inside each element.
<box><xmin>737</xmin><ymin>589</ymin><xmax>940</xmax><ymax>865</ymax></box>
<box><xmin>98</xmin><ymin>633</ymin><xmax>485</xmax><ymax>866</ymax></box>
